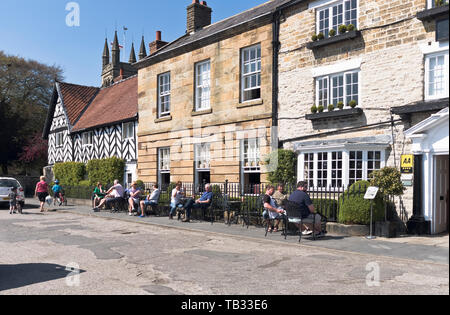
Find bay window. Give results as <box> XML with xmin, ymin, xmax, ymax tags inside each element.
<box><xmin>299</xmin><ymin>149</ymin><xmax>385</xmax><ymax>189</ymax></box>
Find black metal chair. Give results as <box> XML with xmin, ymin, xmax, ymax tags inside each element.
<box><xmin>284</xmin><ymin>200</ymin><xmax>328</xmax><ymax>243</ymax></box>
<box><xmin>263</xmin><ymin>198</ymin><xmax>287</xmax><ymax>238</ymax></box>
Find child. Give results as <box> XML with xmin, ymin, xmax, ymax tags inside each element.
<box><xmin>9</xmin><ymin>187</ymin><xmax>18</xmax><ymax>215</ymax></box>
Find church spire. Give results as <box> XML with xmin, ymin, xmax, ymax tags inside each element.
<box><xmin>102</xmin><ymin>37</ymin><xmax>110</xmax><ymax>68</ymax></box>
<box><xmin>138</xmin><ymin>36</ymin><xmax>147</xmax><ymax>61</ymax></box>
<box><xmin>129</xmin><ymin>42</ymin><xmax>137</xmax><ymax>64</ymax></box>
<box><xmin>112</xmin><ymin>31</ymin><xmax>120</xmax><ymax>66</ymax></box>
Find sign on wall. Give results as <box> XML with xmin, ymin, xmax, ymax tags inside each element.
<box><xmin>401</xmin><ymin>155</ymin><xmax>414</xmax><ymax>174</ymax></box>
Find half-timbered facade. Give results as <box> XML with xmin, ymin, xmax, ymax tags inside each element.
<box><xmin>43</xmin><ymin>32</ymin><xmax>141</xmax><ymax>186</ymax></box>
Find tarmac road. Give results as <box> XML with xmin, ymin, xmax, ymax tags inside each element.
<box><xmin>0</xmin><ymin>202</ymin><xmax>448</xmax><ymax>295</ymax></box>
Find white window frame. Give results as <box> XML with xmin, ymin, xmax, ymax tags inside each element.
<box><xmin>425</xmin><ymin>51</ymin><xmax>449</xmax><ymax>100</ymax></box>
<box><xmin>122</xmin><ymin>122</ymin><xmax>135</xmax><ymax>140</ymax></box>
<box><xmin>428</xmin><ymin>0</ymin><xmax>449</xmax><ymax>9</ymax></box>
<box><xmin>158</xmin><ymin>147</ymin><xmax>170</xmax><ymax>174</ymax></box>
<box><xmin>298</xmin><ymin>148</ymin><xmax>386</xmax><ymax>190</ymax></box>
<box><xmin>195</xmin><ymin>60</ymin><xmax>211</xmax><ymax>111</ymax></box>
<box><xmin>82</xmin><ymin>131</ymin><xmax>93</xmax><ymax>147</ymax></box>
<box><xmin>316</xmin><ymin>69</ymin><xmax>360</xmax><ymax>110</ymax></box>
<box><xmin>316</xmin><ymin>0</ymin><xmax>358</xmax><ymax>37</ymax></box>
<box><xmin>241</xmin><ymin>138</ymin><xmax>261</xmax><ymax>173</ymax></box>
<box><xmin>158</xmin><ymin>72</ymin><xmax>171</xmax><ymax>117</ymax></box>
<box><xmin>55</xmin><ymin>132</ymin><xmax>64</xmax><ymax>148</ymax></box>
<box><xmin>195</xmin><ymin>143</ymin><xmax>211</xmax><ymax>171</ymax></box>
<box><xmin>241</xmin><ymin>44</ymin><xmax>262</xmax><ymax>103</ymax></box>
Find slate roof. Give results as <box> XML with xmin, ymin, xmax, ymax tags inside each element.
<box><xmin>71</xmin><ymin>76</ymin><xmax>138</xmax><ymax>132</ymax></box>
<box><xmin>135</xmin><ymin>0</ymin><xmax>294</xmax><ymax>69</ymax></box>
<box><xmin>391</xmin><ymin>98</ymin><xmax>449</xmax><ymax>115</ymax></box>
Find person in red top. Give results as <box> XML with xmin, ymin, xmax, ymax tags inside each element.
<box><xmin>35</xmin><ymin>176</ymin><xmax>50</xmax><ymax>213</ymax></box>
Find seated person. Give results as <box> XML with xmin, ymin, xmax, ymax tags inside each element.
<box><xmin>92</xmin><ymin>182</ymin><xmax>106</xmax><ymax>208</ymax></box>
<box><xmin>128</xmin><ymin>182</ymin><xmax>142</xmax><ymax>216</ymax></box>
<box><xmin>288</xmin><ymin>181</ymin><xmax>323</xmax><ymax>236</ymax></box>
<box><xmin>169</xmin><ymin>181</ymin><xmax>185</xmax><ymax>220</ymax></box>
<box><xmin>263</xmin><ymin>185</ymin><xmax>286</xmax><ymax>233</ymax></box>
<box><xmin>94</xmin><ymin>180</ymin><xmax>124</xmax><ymax>211</ymax></box>
<box><xmin>272</xmin><ymin>183</ymin><xmax>288</xmax><ymax>207</ymax></box>
<box><xmin>140</xmin><ymin>184</ymin><xmax>161</xmax><ymax>218</ymax></box>
<box><xmin>182</xmin><ymin>184</ymin><xmax>213</xmax><ymax>223</ymax></box>
<box><xmin>52</xmin><ymin>180</ymin><xmax>64</xmax><ymax>206</ymax></box>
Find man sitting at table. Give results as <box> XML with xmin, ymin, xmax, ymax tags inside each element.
<box><xmin>94</xmin><ymin>180</ymin><xmax>124</xmax><ymax>211</ymax></box>
<box><xmin>182</xmin><ymin>184</ymin><xmax>213</xmax><ymax>223</ymax></box>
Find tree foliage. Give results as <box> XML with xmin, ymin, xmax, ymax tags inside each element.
<box><xmin>369</xmin><ymin>167</ymin><xmax>406</xmax><ymax>197</ymax></box>
<box><xmin>0</xmin><ymin>51</ymin><xmax>63</xmax><ymax>174</ymax></box>
<box><xmin>265</xmin><ymin>149</ymin><xmax>298</xmax><ymax>186</ymax></box>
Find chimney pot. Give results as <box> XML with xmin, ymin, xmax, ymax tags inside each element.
<box><xmin>156</xmin><ymin>31</ymin><xmax>162</xmax><ymax>41</ymax></box>
<box><xmin>187</xmin><ymin>0</ymin><xmax>212</xmax><ymax>33</ymax></box>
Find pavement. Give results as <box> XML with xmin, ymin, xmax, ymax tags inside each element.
<box><xmin>0</xmin><ymin>199</ymin><xmax>448</xmax><ymax>295</ymax></box>
<box><xmin>26</xmin><ymin>198</ymin><xmax>450</xmax><ymax>265</ymax></box>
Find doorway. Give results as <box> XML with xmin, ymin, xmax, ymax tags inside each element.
<box><xmin>434</xmin><ymin>155</ymin><xmax>449</xmax><ymax>234</ymax></box>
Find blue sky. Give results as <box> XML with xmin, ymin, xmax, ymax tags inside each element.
<box><xmin>0</xmin><ymin>0</ymin><xmax>267</xmax><ymax>87</ymax></box>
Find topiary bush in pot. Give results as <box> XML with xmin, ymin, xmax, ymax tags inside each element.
<box><xmin>338</xmin><ymin>24</ymin><xmax>348</xmax><ymax>34</ymax></box>
<box><xmin>338</xmin><ymin>180</ymin><xmax>385</xmax><ymax>225</ymax></box>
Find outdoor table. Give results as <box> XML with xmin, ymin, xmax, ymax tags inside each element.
<box><xmin>226</xmin><ymin>201</ymin><xmax>242</xmax><ymax>226</ymax></box>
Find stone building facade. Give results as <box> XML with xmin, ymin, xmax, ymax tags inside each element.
<box><xmin>135</xmin><ymin>1</ymin><xmax>292</xmax><ymax>189</ymax></box>
<box><xmin>277</xmin><ymin>0</ymin><xmax>449</xmax><ymax>233</ymax></box>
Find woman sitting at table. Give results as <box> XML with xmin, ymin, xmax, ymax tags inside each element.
<box><xmin>93</xmin><ymin>182</ymin><xmax>106</xmax><ymax>209</ymax></box>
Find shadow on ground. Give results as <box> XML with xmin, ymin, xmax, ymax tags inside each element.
<box><xmin>0</xmin><ymin>263</ymin><xmax>85</xmax><ymax>292</ymax></box>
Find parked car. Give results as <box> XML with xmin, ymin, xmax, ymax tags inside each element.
<box><xmin>0</xmin><ymin>178</ymin><xmax>25</xmax><ymax>208</ymax></box>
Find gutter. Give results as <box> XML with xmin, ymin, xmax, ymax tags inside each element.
<box><xmin>271</xmin><ymin>0</ymin><xmax>306</xmax><ymax>150</ymax></box>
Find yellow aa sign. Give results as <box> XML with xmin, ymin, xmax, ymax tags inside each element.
<box><xmin>401</xmin><ymin>155</ymin><xmax>414</xmax><ymax>174</ymax></box>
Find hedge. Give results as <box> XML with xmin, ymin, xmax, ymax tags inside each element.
<box><xmin>86</xmin><ymin>157</ymin><xmax>125</xmax><ymax>186</ymax></box>
<box><xmin>338</xmin><ymin>180</ymin><xmax>384</xmax><ymax>225</ymax></box>
<box><xmin>53</xmin><ymin>162</ymin><xmax>86</xmax><ymax>186</ymax></box>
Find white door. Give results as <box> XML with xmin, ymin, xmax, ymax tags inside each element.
<box><xmin>434</xmin><ymin>155</ymin><xmax>449</xmax><ymax>234</ymax></box>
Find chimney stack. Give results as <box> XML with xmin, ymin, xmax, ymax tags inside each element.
<box><xmin>187</xmin><ymin>0</ymin><xmax>212</xmax><ymax>34</ymax></box>
<box><xmin>149</xmin><ymin>31</ymin><xmax>168</xmax><ymax>55</ymax></box>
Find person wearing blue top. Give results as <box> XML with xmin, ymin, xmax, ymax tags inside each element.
<box><xmin>52</xmin><ymin>180</ymin><xmax>64</xmax><ymax>205</ymax></box>
<box><xmin>182</xmin><ymin>184</ymin><xmax>213</xmax><ymax>223</ymax></box>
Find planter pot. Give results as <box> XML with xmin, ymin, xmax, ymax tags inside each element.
<box><xmin>375</xmin><ymin>221</ymin><xmax>397</xmax><ymax>238</ymax></box>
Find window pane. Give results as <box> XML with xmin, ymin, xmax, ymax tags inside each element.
<box><xmin>242</xmin><ymin>45</ymin><xmax>262</xmax><ymax>102</ymax></box>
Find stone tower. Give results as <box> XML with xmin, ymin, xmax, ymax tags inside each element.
<box><xmin>101</xmin><ymin>31</ymin><xmax>138</xmax><ymax>87</ymax></box>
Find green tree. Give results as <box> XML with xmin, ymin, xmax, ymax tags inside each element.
<box><xmin>0</xmin><ymin>51</ymin><xmax>63</xmax><ymax>174</ymax></box>
<box><xmin>265</xmin><ymin>149</ymin><xmax>298</xmax><ymax>186</ymax></box>
<box><xmin>369</xmin><ymin>167</ymin><xmax>406</xmax><ymax>197</ymax></box>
